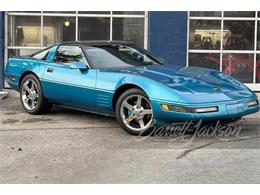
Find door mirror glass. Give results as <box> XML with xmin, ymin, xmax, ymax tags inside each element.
<box><xmin>70</xmin><ymin>62</ymin><xmax>88</xmax><ymax>70</ymax></box>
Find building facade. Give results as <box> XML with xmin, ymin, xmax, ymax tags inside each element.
<box><xmin>1</xmin><ymin>11</ymin><xmax>260</xmax><ymax>91</ymax></box>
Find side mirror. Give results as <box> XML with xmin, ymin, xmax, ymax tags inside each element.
<box><xmin>70</xmin><ymin>62</ymin><xmax>88</xmax><ymax>70</ymax></box>
<box><xmin>155</xmin><ymin>57</ymin><xmax>166</xmax><ymax>65</ymax></box>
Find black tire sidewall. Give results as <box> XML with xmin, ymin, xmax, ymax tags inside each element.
<box><xmin>115</xmin><ymin>88</ymin><xmax>154</xmax><ymax>136</ymax></box>
<box><xmin>20</xmin><ymin>74</ymin><xmax>45</xmax><ymax>114</ymax></box>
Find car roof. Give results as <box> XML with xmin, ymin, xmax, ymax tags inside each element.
<box><xmin>61</xmin><ymin>40</ymin><xmax>133</xmax><ymax>46</ymax></box>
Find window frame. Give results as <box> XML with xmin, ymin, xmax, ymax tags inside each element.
<box><xmin>4</xmin><ymin>11</ymin><xmax>148</xmax><ymax>78</ymax></box>
<box><xmin>30</xmin><ymin>46</ymin><xmax>52</xmax><ymax>61</ymax></box>
<box><xmin>187</xmin><ymin>11</ymin><xmax>260</xmax><ymax>91</ymax></box>
<box><xmin>52</xmin><ymin>44</ymin><xmax>91</xmax><ymax>69</ymax></box>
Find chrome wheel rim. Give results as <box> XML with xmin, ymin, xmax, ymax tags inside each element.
<box><xmin>120</xmin><ymin>94</ymin><xmax>153</xmax><ymax>132</ymax></box>
<box><xmin>21</xmin><ymin>79</ymin><xmax>39</xmax><ymax>111</ymax></box>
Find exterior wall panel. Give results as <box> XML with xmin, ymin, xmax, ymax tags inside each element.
<box><xmin>148</xmin><ymin>11</ymin><xmax>188</xmax><ymax>67</ymax></box>
<box><xmin>0</xmin><ymin>11</ymin><xmax>4</xmax><ymax>90</ymax></box>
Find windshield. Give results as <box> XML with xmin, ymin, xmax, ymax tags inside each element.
<box><xmin>84</xmin><ymin>44</ymin><xmax>161</xmax><ymax>68</ymax></box>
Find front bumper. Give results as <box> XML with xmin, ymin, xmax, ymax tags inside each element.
<box><xmin>151</xmin><ymin>98</ymin><xmax>260</xmax><ymax>125</ymax></box>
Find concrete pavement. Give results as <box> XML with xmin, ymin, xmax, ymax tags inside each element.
<box><xmin>1</xmin><ymin>90</ymin><xmax>260</xmax><ymax>183</ymax></box>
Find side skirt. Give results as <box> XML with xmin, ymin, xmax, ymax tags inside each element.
<box><xmin>51</xmin><ymin>102</ymin><xmax>116</xmax><ymax>118</ymax></box>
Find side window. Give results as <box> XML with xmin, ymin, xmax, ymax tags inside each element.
<box><xmin>53</xmin><ymin>45</ymin><xmax>88</xmax><ymax>66</ymax></box>
<box><xmin>31</xmin><ymin>48</ymin><xmax>51</xmax><ymax>61</ymax></box>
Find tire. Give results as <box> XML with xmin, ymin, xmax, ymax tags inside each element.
<box><xmin>20</xmin><ymin>74</ymin><xmax>52</xmax><ymax>114</ymax></box>
<box><xmin>115</xmin><ymin>88</ymin><xmax>154</xmax><ymax>136</ymax></box>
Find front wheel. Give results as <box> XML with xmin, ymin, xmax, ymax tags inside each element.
<box><xmin>115</xmin><ymin>88</ymin><xmax>154</xmax><ymax>135</ymax></box>
<box><xmin>20</xmin><ymin>74</ymin><xmax>52</xmax><ymax>114</ymax></box>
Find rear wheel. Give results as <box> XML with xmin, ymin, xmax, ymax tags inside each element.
<box><xmin>115</xmin><ymin>88</ymin><xmax>154</xmax><ymax>135</ymax></box>
<box><xmin>20</xmin><ymin>74</ymin><xmax>52</xmax><ymax>114</ymax></box>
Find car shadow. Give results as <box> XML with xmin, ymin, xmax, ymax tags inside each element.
<box><xmin>2</xmin><ymin>97</ymin><xmax>260</xmax><ymax>150</ymax></box>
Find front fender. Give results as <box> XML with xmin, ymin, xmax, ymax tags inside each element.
<box><xmin>115</xmin><ymin>75</ymin><xmax>183</xmax><ymax>103</ymax></box>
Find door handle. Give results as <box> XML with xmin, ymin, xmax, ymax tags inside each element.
<box><xmin>47</xmin><ymin>68</ymin><xmax>54</xmax><ymax>73</ymax></box>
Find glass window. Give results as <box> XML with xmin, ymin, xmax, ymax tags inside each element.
<box><xmin>8</xmin><ymin>11</ymin><xmax>41</xmax><ymax>14</ymax></box>
<box><xmin>189</xmin><ymin>53</ymin><xmax>220</xmax><ymax>70</ymax></box>
<box><xmin>189</xmin><ymin>20</ymin><xmax>221</xmax><ymax>50</ymax></box>
<box><xmin>222</xmin><ymin>53</ymin><xmax>254</xmax><ymax>83</ymax></box>
<box><xmin>43</xmin><ymin>11</ymin><xmax>76</xmax><ymax>14</ymax></box>
<box><xmin>53</xmin><ymin>45</ymin><xmax>88</xmax><ymax>65</ymax></box>
<box><xmin>31</xmin><ymin>47</ymin><xmax>51</xmax><ymax>61</ymax></box>
<box><xmin>78</xmin><ymin>17</ymin><xmax>110</xmax><ymax>41</ymax></box>
<box><xmin>224</xmin><ymin>11</ymin><xmax>255</xmax><ymax>17</ymax></box>
<box><xmin>256</xmin><ymin>54</ymin><xmax>260</xmax><ymax>83</ymax></box>
<box><xmin>112</xmin><ymin>11</ymin><xmax>145</xmax><ymax>15</ymax></box>
<box><xmin>190</xmin><ymin>11</ymin><xmax>221</xmax><ymax>17</ymax></box>
<box><xmin>257</xmin><ymin>21</ymin><xmax>260</xmax><ymax>50</ymax></box>
<box><xmin>43</xmin><ymin>16</ymin><xmax>76</xmax><ymax>47</ymax></box>
<box><xmin>113</xmin><ymin>18</ymin><xmax>144</xmax><ymax>47</ymax></box>
<box><xmin>5</xmin><ymin>12</ymin><xmax>147</xmax><ymax>88</ymax></box>
<box><xmin>8</xmin><ymin>49</ymin><xmax>40</xmax><ymax>58</ymax></box>
<box><xmin>85</xmin><ymin>46</ymin><xmax>129</xmax><ymax>68</ymax></box>
<box><xmin>189</xmin><ymin>12</ymin><xmax>260</xmax><ymax>84</ymax></box>
<box><xmin>223</xmin><ymin>21</ymin><xmax>255</xmax><ymax>50</ymax></box>
<box><xmin>78</xmin><ymin>11</ymin><xmax>110</xmax><ymax>14</ymax></box>
<box><xmin>8</xmin><ymin>16</ymin><xmax>41</xmax><ymax>47</ymax></box>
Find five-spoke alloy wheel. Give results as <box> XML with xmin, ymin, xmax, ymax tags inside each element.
<box><xmin>20</xmin><ymin>74</ymin><xmax>52</xmax><ymax>114</ymax></box>
<box><xmin>116</xmin><ymin>88</ymin><xmax>154</xmax><ymax>135</ymax></box>
<box><xmin>21</xmin><ymin>78</ymin><xmax>39</xmax><ymax>111</ymax></box>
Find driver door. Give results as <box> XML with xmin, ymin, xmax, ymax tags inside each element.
<box><xmin>42</xmin><ymin>45</ymin><xmax>97</xmax><ymax>111</ymax></box>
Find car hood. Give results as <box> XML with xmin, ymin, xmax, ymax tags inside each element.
<box><xmin>100</xmin><ymin>65</ymin><xmax>255</xmax><ymax>102</ymax></box>
<box><xmin>141</xmin><ymin>65</ymin><xmax>255</xmax><ymax>102</ymax></box>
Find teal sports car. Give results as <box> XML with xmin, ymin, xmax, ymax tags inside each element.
<box><xmin>5</xmin><ymin>41</ymin><xmax>260</xmax><ymax>135</ymax></box>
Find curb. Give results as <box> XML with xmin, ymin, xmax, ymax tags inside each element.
<box><xmin>0</xmin><ymin>91</ymin><xmax>8</xmax><ymax>100</ymax></box>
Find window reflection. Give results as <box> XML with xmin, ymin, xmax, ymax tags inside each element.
<box><xmin>224</xmin><ymin>11</ymin><xmax>255</xmax><ymax>17</ymax></box>
<box><xmin>189</xmin><ymin>53</ymin><xmax>220</xmax><ymax>70</ymax></box>
<box><xmin>189</xmin><ymin>20</ymin><xmax>221</xmax><ymax>50</ymax></box>
<box><xmin>112</xmin><ymin>11</ymin><xmax>145</xmax><ymax>15</ymax></box>
<box><xmin>256</xmin><ymin>55</ymin><xmax>260</xmax><ymax>83</ymax></box>
<box><xmin>8</xmin><ymin>49</ymin><xmax>39</xmax><ymax>58</ymax></box>
<box><xmin>78</xmin><ymin>11</ymin><xmax>110</xmax><ymax>14</ymax></box>
<box><xmin>223</xmin><ymin>21</ymin><xmax>255</xmax><ymax>50</ymax></box>
<box><xmin>43</xmin><ymin>17</ymin><xmax>76</xmax><ymax>46</ymax></box>
<box><xmin>189</xmin><ymin>12</ymin><xmax>259</xmax><ymax>84</ymax></box>
<box><xmin>78</xmin><ymin>17</ymin><xmax>110</xmax><ymax>41</ymax></box>
<box><xmin>8</xmin><ymin>11</ymin><xmax>41</xmax><ymax>13</ymax></box>
<box><xmin>257</xmin><ymin>21</ymin><xmax>260</xmax><ymax>50</ymax></box>
<box><xmin>7</xmin><ymin>12</ymin><xmax>146</xmax><ymax>48</ymax></box>
<box><xmin>113</xmin><ymin>18</ymin><xmax>144</xmax><ymax>47</ymax></box>
<box><xmin>190</xmin><ymin>11</ymin><xmax>221</xmax><ymax>17</ymax></box>
<box><xmin>8</xmin><ymin>16</ymin><xmax>41</xmax><ymax>47</ymax></box>
<box><xmin>43</xmin><ymin>11</ymin><xmax>76</xmax><ymax>14</ymax></box>
<box><xmin>222</xmin><ymin>53</ymin><xmax>253</xmax><ymax>83</ymax></box>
